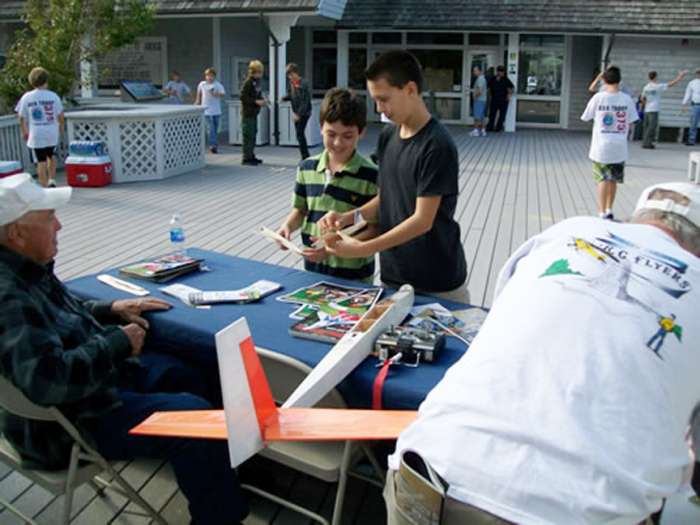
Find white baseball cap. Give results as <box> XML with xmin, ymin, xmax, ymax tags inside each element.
<box><xmin>0</xmin><ymin>173</ymin><xmax>72</xmax><ymax>226</ymax></box>
<box><xmin>634</xmin><ymin>182</ymin><xmax>700</xmax><ymax>229</ymax></box>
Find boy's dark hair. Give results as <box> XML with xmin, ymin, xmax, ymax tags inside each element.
<box><xmin>648</xmin><ymin>71</ymin><xmax>657</xmax><ymax>80</ymax></box>
<box><xmin>286</xmin><ymin>63</ymin><xmax>301</xmax><ymax>76</ymax></box>
<box><xmin>603</xmin><ymin>66</ymin><xmax>621</xmax><ymax>85</ymax></box>
<box><xmin>28</xmin><ymin>67</ymin><xmax>49</xmax><ymax>88</ymax></box>
<box><xmin>496</xmin><ymin>65</ymin><xmax>506</xmax><ymax>73</ymax></box>
<box><xmin>319</xmin><ymin>88</ymin><xmax>367</xmax><ymax>132</ymax></box>
<box><xmin>365</xmin><ymin>50</ymin><xmax>423</xmax><ymax>93</ymax></box>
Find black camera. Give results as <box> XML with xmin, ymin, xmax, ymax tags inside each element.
<box><xmin>374</xmin><ymin>325</ymin><xmax>445</xmax><ymax>366</ymax></box>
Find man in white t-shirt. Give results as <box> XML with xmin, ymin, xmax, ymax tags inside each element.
<box><xmin>385</xmin><ymin>181</ymin><xmax>700</xmax><ymax>525</ymax></box>
<box><xmin>683</xmin><ymin>69</ymin><xmax>700</xmax><ymax>146</ymax></box>
<box><xmin>14</xmin><ymin>67</ymin><xmax>64</xmax><ymax>188</ymax></box>
<box><xmin>581</xmin><ymin>66</ymin><xmax>639</xmax><ymax>220</ymax></box>
<box><xmin>194</xmin><ymin>67</ymin><xmax>225</xmax><ymax>153</ymax></box>
<box><xmin>641</xmin><ymin>70</ymin><xmax>687</xmax><ymax>149</ymax></box>
<box><xmin>162</xmin><ymin>70</ymin><xmax>191</xmax><ymax>105</ymax></box>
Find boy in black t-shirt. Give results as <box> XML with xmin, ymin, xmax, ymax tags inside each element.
<box><xmin>319</xmin><ymin>50</ymin><xmax>468</xmax><ymax>302</ymax></box>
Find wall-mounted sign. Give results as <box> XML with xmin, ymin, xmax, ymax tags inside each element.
<box><xmin>99</xmin><ymin>37</ymin><xmax>168</xmax><ymax>89</ymax></box>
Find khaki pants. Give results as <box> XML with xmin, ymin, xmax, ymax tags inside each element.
<box><xmin>384</xmin><ymin>469</ymin><xmax>513</xmax><ymax>525</ymax></box>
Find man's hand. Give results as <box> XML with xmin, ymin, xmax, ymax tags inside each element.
<box><xmin>302</xmin><ymin>246</ymin><xmax>329</xmax><ymax>263</ymax></box>
<box><xmin>293</xmin><ymin>113</ymin><xmax>300</xmax><ymax>123</ymax></box>
<box><xmin>120</xmin><ymin>323</ymin><xmax>146</xmax><ymax>356</ymax></box>
<box><xmin>325</xmin><ymin>234</ymin><xmax>372</xmax><ymax>259</ymax></box>
<box><xmin>317</xmin><ymin>211</ymin><xmax>352</xmax><ymax>234</ymax></box>
<box><xmin>275</xmin><ymin>224</ymin><xmax>293</xmax><ymax>250</ymax></box>
<box><xmin>111</xmin><ymin>298</ymin><xmax>171</xmax><ymax>329</ymax></box>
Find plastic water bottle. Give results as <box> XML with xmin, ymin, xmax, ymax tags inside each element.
<box><xmin>169</xmin><ymin>213</ymin><xmax>186</xmax><ymax>255</ymax></box>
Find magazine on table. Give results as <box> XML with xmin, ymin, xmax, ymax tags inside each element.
<box><xmin>288</xmin><ymin>308</ymin><xmax>365</xmax><ymax>343</ymax></box>
<box><xmin>119</xmin><ymin>253</ymin><xmax>203</xmax><ymax>282</ymax></box>
<box><xmin>407</xmin><ymin>303</ymin><xmax>488</xmax><ymax>345</ymax></box>
<box><xmin>188</xmin><ymin>280</ymin><xmax>282</xmax><ymax>305</ymax></box>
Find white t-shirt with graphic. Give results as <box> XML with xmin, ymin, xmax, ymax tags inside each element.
<box><xmin>14</xmin><ymin>89</ymin><xmax>64</xmax><ymax>149</ymax></box>
<box><xmin>642</xmin><ymin>82</ymin><xmax>668</xmax><ymax>113</ymax></box>
<box><xmin>581</xmin><ymin>90</ymin><xmax>639</xmax><ymax>164</ymax></box>
<box><xmin>389</xmin><ymin>216</ymin><xmax>700</xmax><ymax>525</ymax></box>
<box><xmin>164</xmin><ymin>80</ymin><xmax>191</xmax><ymax>104</ymax></box>
<box><xmin>197</xmin><ymin>80</ymin><xmax>225</xmax><ymax>116</ymax></box>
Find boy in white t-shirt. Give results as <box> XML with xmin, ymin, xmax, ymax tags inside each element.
<box><xmin>14</xmin><ymin>67</ymin><xmax>64</xmax><ymax>187</ymax></box>
<box><xmin>640</xmin><ymin>69</ymin><xmax>687</xmax><ymax>149</ymax></box>
<box><xmin>581</xmin><ymin>66</ymin><xmax>638</xmax><ymax>220</ymax></box>
<box><xmin>194</xmin><ymin>67</ymin><xmax>225</xmax><ymax>154</ymax></box>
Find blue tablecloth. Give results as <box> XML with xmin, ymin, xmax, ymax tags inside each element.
<box><xmin>66</xmin><ymin>249</ymin><xmax>473</xmax><ymax>410</ymax></box>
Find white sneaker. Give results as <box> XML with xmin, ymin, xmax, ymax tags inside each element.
<box><xmin>470</xmin><ymin>129</ymin><xmax>480</xmax><ymax>137</ymax></box>
<box><xmin>480</xmin><ymin>129</ymin><xmax>487</xmax><ymax>137</ymax></box>
<box><xmin>48</xmin><ymin>179</ymin><xmax>57</xmax><ymax>188</ymax></box>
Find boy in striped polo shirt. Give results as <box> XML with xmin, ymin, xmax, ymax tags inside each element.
<box><xmin>276</xmin><ymin>88</ymin><xmax>378</xmax><ymax>281</ymax></box>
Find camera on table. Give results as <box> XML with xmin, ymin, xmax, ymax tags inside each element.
<box><xmin>374</xmin><ymin>325</ymin><xmax>445</xmax><ymax>366</ymax></box>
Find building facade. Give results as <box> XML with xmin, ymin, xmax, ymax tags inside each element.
<box><xmin>1</xmin><ymin>1</ymin><xmax>699</xmax><ymax>135</ymax></box>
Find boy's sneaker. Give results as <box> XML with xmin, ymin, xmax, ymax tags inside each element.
<box><xmin>480</xmin><ymin>129</ymin><xmax>487</xmax><ymax>137</ymax></box>
<box><xmin>603</xmin><ymin>212</ymin><xmax>614</xmax><ymax>220</ymax></box>
<box><xmin>241</xmin><ymin>158</ymin><xmax>257</xmax><ymax>166</ymax></box>
<box><xmin>48</xmin><ymin>179</ymin><xmax>57</xmax><ymax>188</ymax></box>
<box><xmin>210</xmin><ymin>146</ymin><xmax>218</xmax><ymax>154</ymax></box>
<box><xmin>470</xmin><ymin>129</ymin><xmax>480</xmax><ymax>137</ymax></box>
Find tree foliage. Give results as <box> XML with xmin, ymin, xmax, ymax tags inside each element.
<box><xmin>0</xmin><ymin>0</ymin><xmax>154</xmax><ymax>111</ymax></box>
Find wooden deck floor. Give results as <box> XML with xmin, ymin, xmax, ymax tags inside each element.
<box><xmin>1</xmin><ymin>126</ymin><xmax>697</xmax><ymax>524</ymax></box>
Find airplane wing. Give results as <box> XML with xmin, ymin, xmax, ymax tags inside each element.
<box><xmin>130</xmin><ymin>407</ymin><xmax>417</xmax><ymax>442</ymax></box>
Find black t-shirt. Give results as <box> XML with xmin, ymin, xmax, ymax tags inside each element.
<box><xmin>489</xmin><ymin>76</ymin><xmax>514</xmax><ymax>102</ymax></box>
<box><xmin>376</xmin><ymin>119</ymin><xmax>467</xmax><ymax>292</ymax></box>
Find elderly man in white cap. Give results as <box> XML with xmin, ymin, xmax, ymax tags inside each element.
<box><xmin>0</xmin><ymin>174</ymin><xmax>248</xmax><ymax>523</ymax></box>
<box><xmin>384</xmin><ymin>182</ymin><xmax>700</xmax><ymax>525</ymax></box>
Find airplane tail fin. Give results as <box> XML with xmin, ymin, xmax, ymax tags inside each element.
<box><xmin>215</xmin><ymin>317</ymin><xmax>276</xmax><ymax>467</ymax></box>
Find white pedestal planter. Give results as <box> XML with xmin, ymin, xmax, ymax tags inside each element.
<box><xmin>228</xmin><ymin>102</ymin><xmax>270</xmax><ymax>146</ymax></box>
<box><xmin>65</xmin><ymin>104</ymin><xmax>205</xmax><ymax>183</ymax></box>
<box><xmin>279</xmin><ymin>100</ymin><xmax>322</xmax><ymax>147</ymax></box>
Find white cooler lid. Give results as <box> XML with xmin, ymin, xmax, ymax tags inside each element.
<box><xmin>0</xmin><ymin>160</ymin><xmax>22</xmax><ymax>173</ymax></box>
<box><xmin>65</xmin><ymin>155</ymin><xmax>112</xmax><ymax>165</ymax></box>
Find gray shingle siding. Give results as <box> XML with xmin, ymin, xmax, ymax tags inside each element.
<box><xmin>339</xmin><ymin>1</ymin><xmax>700</xmax><ymax>35</ymax></box>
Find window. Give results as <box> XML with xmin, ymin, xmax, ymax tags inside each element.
<box><xmin>312</xmin><ymin>48</ymin><xmax>337</xmax><ymax>90</ymax></box>
<box><xmin>468</xmin><ymin>33</ymin><xmax>500</xmax><ymax>46</ymax></box>
<box><xmin>349</xmin><ymin>32</ymin><xmax>367</xmax><ymax>44</ymax></box>
<box><xmin>407</xmin><ymin>33</ymin><xmax>463</xmax><ymax>45</ymax></box>
<box><xmin>348</xmin><ymin>48</ymin><xmax>367</xmax><ymax>90</ymax></box>
<box><xmin>518</xmin><ymin>35</ymin><xmax>564</xmax><ymax>96</ymax></box>
<box><xmin>313</xmin><ymin>30</ymin><xmax>337</xmax><ymax>44</ymax></box>
<box><xmin>409</xmin><ymin>49</ymin><xmax>463</xmax><ymax>92</ymax></box>
<box><xmin>517</xmin><ymin>99</ymin><xmax>560</xmax><ymax>124</ymax></box>
<box><xmin>371</xmin><ymin>32</ymin><xmax>402</xmax><ymax>44</ymax></box>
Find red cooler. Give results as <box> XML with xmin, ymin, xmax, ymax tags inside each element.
<box><xmin>0</xmin><ymin>161</ymin><xmax>23</xmax><ymax>179</ymax></box>
<box><xmin>65</xmin><ymin>155</ymin><xmax>112</xmax><ymax>187</ymax></box>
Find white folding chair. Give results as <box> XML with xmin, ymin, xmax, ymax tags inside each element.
<box><xmin>243</xmin><ymin>348</ymin><xmax>386</xmax><ymax>525</ymax></box>
<box><xmin>0</xmin><ymin>375</ymin><xmax>166</xmax><ymax>525</ymax></box>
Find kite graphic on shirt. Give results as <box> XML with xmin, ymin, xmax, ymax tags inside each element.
<box><xmin>646</xmin><ymin>314</ymin><xmax>683</xmax><ymax>357</ymax></box>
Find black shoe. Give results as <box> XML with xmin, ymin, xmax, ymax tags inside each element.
<box><xmin>642</xmin><ymin>145</ymin><xmax>655</xmax><ymax>149</ymax></box>
<box><xmin>241</xmin><ymin>158</ymin><xmax>257</xmax><ymax>166</ymax></box>
<box><xmin>252</xmin><ymin>157</ymin><xmax>263</xmax><ymax>164</ymax></box>
<box><xmin>210</xmin><ymin>146</ymin><xmax>218</xmax><ymax>154</ymax></box>
<box><xmin>686</xmin><ymin>142</ymin><xmax>697</xmax><ymax>146</ymax></box>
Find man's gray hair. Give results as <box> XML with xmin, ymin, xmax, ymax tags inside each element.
<box><xmin>632</xmin><ymin>209</ymin><xmax>700</xmax><ymax>254</ymax></box>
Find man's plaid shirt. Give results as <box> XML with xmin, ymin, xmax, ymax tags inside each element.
<box><xmin>0</xmin><ymin>246</ymin><xmax>132</xmax><ymax>468</ymax></box>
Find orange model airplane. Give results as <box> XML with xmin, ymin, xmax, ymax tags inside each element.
<box><xmin>130</xmin><ymin>318</ymin><xmax>417</xmax><ymax>467</ymax></box>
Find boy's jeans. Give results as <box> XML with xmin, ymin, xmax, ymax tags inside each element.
<box><xmin>689</xmin><ymin>105</ymin><xmax>700</xmax><ymax>145</ymax></box>
<box><xmin>206</xmin><ymin>115</ymin><xmax>220</xmax><ymax>147</ymax></box>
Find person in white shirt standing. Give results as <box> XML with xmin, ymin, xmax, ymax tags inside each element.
<box><xmin>194</xmin><ymin>67</ymin><xmax>225</xmax><ymax>154</ymax></box>
<box><xmin>683</xmin><ymin>68</ymin><xmax>700</xmax><ymax>146</ymax></box>
<box><xmin>470</xmin><ymin>66</ymin><xmax>488</xmax><ymax>137</ymax></box>
<box><xmin>14</xmin><ymin>67</ymin><xmax>64</xmax><ymax>188</ymax></box>
<box><xmin>641</xmin><ymin>70</ymin><xmax>687</xmax><ymax>149</ymax></box>
<box><xmin>581</xmin><ymin>66</ymin><xmax>639</xmax><ymax>220</ymax></box>
<box><xmin>384</xmin><ymin>181</ymin><xmax>700</xmax><ymax>525</ymax></box>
